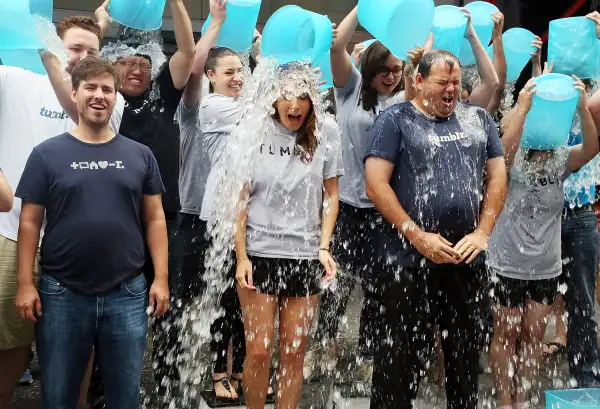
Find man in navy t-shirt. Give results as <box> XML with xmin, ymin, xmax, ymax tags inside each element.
<box><xmin>365</xmin><ymin>50</ymin><xmax>507</xmax><ymax>409</ymax></box>
<box><xmin>14</xmin><ymin>57</ymin><xmax>169</xmax><ymax>409</ymax></box>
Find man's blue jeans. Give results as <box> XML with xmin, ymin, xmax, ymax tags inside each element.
<box><xmin>36</xmin><ymin>273</ymin><xmax>149</xmax><ymax>409</ymax></box>
<box><xmin>562</xmin><ymin>209</ymin><xmax>600</xmax><ymax>387</ymax></box>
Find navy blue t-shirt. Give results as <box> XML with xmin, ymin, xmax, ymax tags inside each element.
<box><xmin>15</xmin><ymin>133</ymin><xmax>164</xmax><ymax>295</ymax></box>
<box><xmin>365</xmin><ymin>102</ymin><xmax>504</xmax><ymax>267</ymax></box>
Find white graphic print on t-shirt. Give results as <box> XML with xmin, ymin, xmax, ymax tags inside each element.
<box><xmin>70</xmin><ymin>161</ymin><xmax>125</xmax><ymax>170</ymax></box>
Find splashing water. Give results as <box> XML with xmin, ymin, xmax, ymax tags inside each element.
<box><xmin>101</xmin><ymin>42</ymin><xmax>167</xmax><ymax>80</ymax></box>
<box><xmin>174</xmin><ymin>58</ymin><xmax>331</xmax><ymax>403</ymax></box>
<box><xmin>32</xmin><ymin>14</ymin><xmax>69</xmax><ymax>73</ymax></box>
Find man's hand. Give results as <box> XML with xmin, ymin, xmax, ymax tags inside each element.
<box><xmin>15</xmin><ymin>282</ymin><xmax>41</xmax><ymax>322</ymax></box>
<box><xmin>516</xmin><ymin>77</ymin><xmax>537</xmax><ymax>114</ymax></box>
<box><xmin>454</xmin><ymin>230</ymin><xmax>489</xmax><ymax>264</ymax></box>
<box><xmin>530</xmin><ymin>35</ymin><xmax>543</xmax><ymax>72</ymax></box>
<box><xmin>148</xmin><ymin>280</ymin><xmax>169</xmax><ymax>317</ymax></box>
<box><xmin>491</xmin><ymin>12</ymin><xmax>504</xmax><ymax>42</ymax></box>
<box><xmin>586</xmin><ymin>11</ymin><xmax>600</xmax><ymax>39</ymax></box>
<box><xmin>410</xmin><ymin>231</ymin><xmax>461</xmax><ymax>264</ymax></box>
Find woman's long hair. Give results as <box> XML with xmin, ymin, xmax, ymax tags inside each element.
<box><xmin>272</xmin><ymin>97</ymin><xmax>318</xmax><ymax>164</ymax></box>
<box><xmin>359</xmin><ymin>41</ymin><xmax>404</xmax><ymax>113</ymax></box>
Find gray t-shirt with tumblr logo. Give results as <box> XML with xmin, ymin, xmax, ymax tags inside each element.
<box><xmin>246</xmin><ymin>116</ymin><xmax>344</xmax><ymax>259</ymax></box>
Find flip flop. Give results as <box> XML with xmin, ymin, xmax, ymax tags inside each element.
<box><xmin>230</xmin><ymin>375</ymin><xmax>243</xmax><ymax>396</ymax></box>
<box><xmin>543</xmin><ymin>341</ymin><xmax>567</xmax><ymax>356</ymax></box>
<box><xmin>213</xmin><ymin>376</ymin><xmax>238</xmax><ymax>400</ymax></box>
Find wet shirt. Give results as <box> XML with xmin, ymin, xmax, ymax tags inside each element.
<box><xmin>0</xmin><ymin>66</ymin><xmax>124</xmax><ymax>241</ymax></box>
<box><xmin>488</xmin><ymin>149</ymin><xmax>570</xmax><ymax>280</ymax></box>
<box><xmin>15</xmin><ymin>133</ymin><xmax>164</xmax><ymax>295</ymax></box>
<box><xmin>246</xmin><ymin>117</ymin><xmax>344</xmax><ymax>259</ymax></box>
<box><xmin>199</xmin><ymin>94</ymin><xmax>242</xmax><ymax>221</ymax></box>
<box><xmin>335</xmin><ymin>65</ymin><xmax>404</xmax><ymax>209</ymax></box>
<box><xmin>365</xmin><ymin>102</ymin><xmax>504</xmax><ymax>268</ymax></box>
<box><xmin>119</xmin><ymin>66</ymin><xmax>183</xmax><ymax>216</ymax></box>
<box><xmin>177</xmin><ymin>100</ymin><xmax>210</xmax><ymax>215</ymax></box>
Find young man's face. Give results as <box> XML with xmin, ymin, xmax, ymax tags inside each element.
<box><xmin>62</xmin><ymin>27</ymin><xmax>101</xmax><ymax>74</ymax></box>
<box><xmin>71</xmin><ymin>73</ymin><xmax>117</xmax><ymax>129</ymax></box>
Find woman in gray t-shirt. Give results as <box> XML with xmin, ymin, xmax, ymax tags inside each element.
<box><xmin>488</xmin><ymin>75</ymin><xmax>598</xmax><ymax>409</ymax></box>
<box><xmin>234</xmin><ymin>64</ymin><xmax>343</xmax><ymax>409</ymax></box>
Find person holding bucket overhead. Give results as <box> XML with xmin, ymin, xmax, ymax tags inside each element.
<box><xmin>489</xmin><ymin>71</ymin><xmax>599</xmax><ymax>409</ymax></box>
<box><xmin>304</xmin><ymin>5</ymin><xmax>419</xmax><ymax>384</ymax></box>
<box><xmin>173</xmin><ymin>0</ymin><xmax>248</xmax><ymax>401</ymax></box>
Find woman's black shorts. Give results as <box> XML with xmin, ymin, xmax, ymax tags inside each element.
<box><xmin>248</xmin><ymin>256</ymin><xmax>323</xmax><ymax>297</ymax></box>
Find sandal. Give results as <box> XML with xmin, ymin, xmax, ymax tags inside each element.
<box><xmin>213</xmin><ymin>376</ymin><xmax>238</xmax><ymax>400</ymax></box>
<box><xmin>230</xmin><ymin>375</ymin><xmax>243</xmax><ymax>395</ymax></box>
<box><xmin>543</xmin><ymin>341</ymin><xmax>567</xmax><ymax>357</ymax></box>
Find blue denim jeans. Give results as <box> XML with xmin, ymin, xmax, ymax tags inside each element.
<box><xmin>562</xmin><ymin>209</ymin><xmax>600</xmax><ymax>387</ymax></box>
<box><xmin>36</xmin><ymin>273</ymin><xmax>149</xmax><ymax>409</ymax></box>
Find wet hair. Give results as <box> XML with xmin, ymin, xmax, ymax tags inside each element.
<box><xmin>272</xmin><ymin>92</ymin><xmax>318</xmax><ymax>164</ymax></box>
<box><xmin>359</xmin><ymin>41</ymin><xmax>404</xmax><ymax>113</ymax></box>
<box><xmin>525</xmin><ymin>148</ymin><xmax>554</xmax><ymax>161</ymax></box>
<box><xmin>417</xmin><ymin>50</ymin><xmax>460</xmax><ymax>80</ymax></box>
<box><xmin>205</xmin><ymin>47</ymin><xmax>241</xmax><ymax>93</ymax></box>
<box><xmin>71</xmin><ymin>56</ymin><xmax>120</xmax><ymax>91</ymax></box>
<box><xmin>58</xmin><ymin>16</ymin><xmax>103</xmax><ymax>41</ymax></box>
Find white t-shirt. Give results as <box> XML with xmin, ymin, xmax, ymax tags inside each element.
<box><xmin>0</xmin><ymin>66</ymin><xmax>125</xmax><ymax>241</ymax></box>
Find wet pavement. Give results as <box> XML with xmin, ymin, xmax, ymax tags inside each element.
<box><xmin>10</xmin><ymin>286</ymin><xmax>586</xmax><ymax>409</ymax></box>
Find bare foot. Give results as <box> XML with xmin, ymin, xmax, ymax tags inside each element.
<box><xmin>213</xmin><ymin>375</ymin><xmax>238</xmax><ymax>400</ymax></box>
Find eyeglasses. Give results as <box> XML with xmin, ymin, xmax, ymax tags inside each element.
<box><xmin>116</xmin><ymin>61</ymin><xmax>152</xmax><ymax>73</ymax></box>
<box><xmin>377</xmin><ymin>67</ymin><xmax>404</xmax><ymax>78</ymax></box>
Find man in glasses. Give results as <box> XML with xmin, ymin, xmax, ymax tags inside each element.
<box><xmin>113</xmin><ymin>0</ymin><xmax>196</xmax><ymax>240</ymax></box>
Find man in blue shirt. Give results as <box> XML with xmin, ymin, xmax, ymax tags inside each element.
<box><xmin>14</xmin><ymin>57</ymin><xmax>169</xmax><ymax>408</ymax></box>
<box><xmin>365</xmin><ymin>50</ymin><xmax>507</xmax><ymax>409</ymax></box>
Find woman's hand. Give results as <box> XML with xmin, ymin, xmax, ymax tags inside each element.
<box><xmin>516</xmin><ymin>77</ymin><xmax>537</xmax><ymax>115</ymax></box>
<box><xmin>236</xmin><ymin>258</ymin><xmax>256</xmax><ymax>290</ymax></box>
<box><xmin>573</xmin><ymin>74</ymin><xmax>588</xmax><ymax>111</ymax></box>
<box><xmin>319</xmin><ymin>249</ymin><xmax>336</xmax><ymax>281</ymax></box>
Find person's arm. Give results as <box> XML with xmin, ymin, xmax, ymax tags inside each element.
<box><xmin>15</xmin><ymin>202</ymin><xmax>44</xmax><ymax>322</ymax></box>
<box><xmin>486</xmin><ymin>12</ymin><xmax>506</xmax><ymax>116</ymax></box>
<box><xmin>39</xmin><ymin>51</ymin><xmax>79</xmax><ymax>123</ymax></box>
<box><xmin>531</xmin><ymin>35</ymin><xmax>543</xmax><ymax>78</ymax></box>
<box><xmin>568</xmin><ymin>76</ymin><xmax>600</xmax><ymax>172</ymax></box>
<box><xmin>319</xmin><ymin>177</ymin><xmax>339</xmax><ymax>279</ymax></box>
<box><xmin>330</xmin><ymin>6</ymin><xmax>358</xmax><ymax>89</ymax></box>
<box><xmin>182</xmin><ymin>0</ymin><xmax>226</xmax><ymax>108</ymax></box>
<box><xmin>142</xmin><ymin>194</ymin><xmax>169</xmax><ymax>317</ymax></box>
<box><xmin>234</xmin><ymin>184</ymin><xmax>255</xmax><ymax>290</ymax></box>
<box><xmin>454</xmin><ymin>157</ymin><xmax>506</xmax><ymax>263</ymax></box>
<box><xmin>500</xmin><ymin>78</ymin><xmax>536</xmax><ymax>169</ymax></box>
<box><xmin>94</xmin><ymin>0</ymin><xmax>111</xmax><ymax>36</ymax></box>
<box><xmin>168</xmin><ymin>0</ymin><xmax>196</xmax><ymax>90</ymax></box>
<box><xmin>464</xmin><ymin>8</ymin><xmax>500</xmax><ymax>108</ymax></box>
<box><xmin>0</xmin><ymin>172</ymin><xmax>13</xmax><ymax>212</ymax></box>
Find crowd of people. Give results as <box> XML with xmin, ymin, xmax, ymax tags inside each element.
<box><xmin>1</xmin><ymin>1</ymin><xmax>600</xmax><ymax>409</ymax></box>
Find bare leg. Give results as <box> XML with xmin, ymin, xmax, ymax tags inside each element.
<box><xmin>237</xmin><ymin>285</ymin><xmax>277</xmax><ymax>409</ymax></box>
<box><xmin>0</xmin><ymin>345</ymin><xmax>31</xmax><ymax>409</ymax></box>
<box><xmin>490</xmin><ymin>305</ymin><xmax>521</xmax><ymax>408</ymax></box>
<box><xmin>543</xmin><ymin>295</ymin><xmax>566</xmax><ymax>354</ymax></box>
<box><xmin>78</xmin><ymin>348</ymin><xmax>95</xmax><ymax>407</ymax></box>
<box><xmin>276</xmin><ymin>295</ymin><xmax>319</xmax><ymax>409</ymax></box>
<box><xmin>514</xmin><ymin>299</ymin><xmax>553</xmax><ymax>405</ymax></box>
